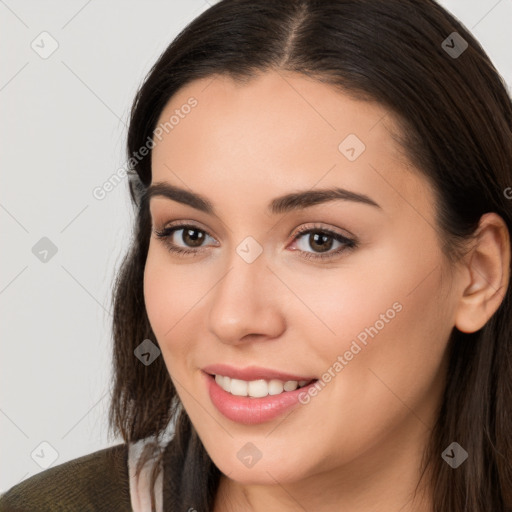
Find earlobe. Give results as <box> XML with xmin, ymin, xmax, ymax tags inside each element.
<box><xmin>454</xmin><ymin>212</ymin><xmax>510</xmax><ymax>334</ymax></box>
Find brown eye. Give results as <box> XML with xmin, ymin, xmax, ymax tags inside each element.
<box><xmin>180</xmin><ymin>227</ymin><xmax>206</xmax><ymax>247</ymax></box>
<box><xmin>153</xmin><ymin>224</ymin><xmax>215</xmax><ymax>256</ymax></box>
<box><xmin>290</xmin><ymin>225</ymin><xmax>357</xmax><ymax>261</ymax></box>
<box><xmin>307</xmin><ymin>232</ymin><xmax>334</xmax><ymax>253</ymax></box>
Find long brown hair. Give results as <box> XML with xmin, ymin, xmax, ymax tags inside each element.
<box><xmin>107</xmin><ymin>1</ymin><xmax>512</xmax><ymax>510</ymax></box>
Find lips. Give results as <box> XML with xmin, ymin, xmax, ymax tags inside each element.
<box><xmin>201</xmin><ymin>363</ymin><xmax>316</xmax><ymax>382</ymax></box>
<box><xmin>203</xmin><ymin>372</ymin><xmax>319</xmax><ymax>424</ymax></box>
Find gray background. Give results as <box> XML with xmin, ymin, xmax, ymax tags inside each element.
<box><xmin>1</xmin><ymin>0</ymin><xmax>511</xmax><ymax>493</ymax></box>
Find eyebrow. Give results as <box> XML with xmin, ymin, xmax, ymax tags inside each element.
<box><xmin>143</xmin><ymin>182</ymin><xmax>381</xmax><ymax>215</ymax></box>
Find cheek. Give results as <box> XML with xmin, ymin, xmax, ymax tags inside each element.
<box><xmin>311</xmin><ymin>229</ymin><xmax>448</xmax><ymax>356</ymax></box>
<box><xmin>280</xmin><ymin>250</ymin><xmax>450</xmax><ymax>471</ymax></box>
<box><xmin>309</xmin><ymin>245</ymin><xmax>450</xmax><ymax>426</ymax></box>
<box><xmin>144</xmin><ymin>245</ymin><xmax>199</xmax><ymax>330</ymax></box>
<box><xmin>143</xmin><ymin>250</ymin><xmax>168</xmax><ymax>335</ymax></box>
<box><xmin>288</xmin><ymin>245</ymin><xmax>409</xmax><ymax>360</ymax></box>
<box><xmin>143</xmin><ymin>249</ymin><xmax>186</xmax><ymax>365</ymax></box>
<box><xmin>296</xmin><ymin>232</ymin><xmax>451</xmax><ymax>397</ymax></box>
<box><xmin>143</xmin><ymin>246</ymin><xmax>212</xmax><ymax>372</ymax></box>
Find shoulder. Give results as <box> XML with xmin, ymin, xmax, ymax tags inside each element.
<box><xmin>0</xmin><ymin>443</ymin><xmax>132</xmax><ymax>512</ymax></box>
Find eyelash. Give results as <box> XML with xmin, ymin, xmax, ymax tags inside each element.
<box><xmin>153</xmin><ymin>222</ymin><xmax>357</xmax><ymax>261</ymax></box>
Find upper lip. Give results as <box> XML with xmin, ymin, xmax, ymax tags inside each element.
<box><xmin>202</xmin><ymin>363</ymin><xmax>317</xmax><ymax>382</ymax></box>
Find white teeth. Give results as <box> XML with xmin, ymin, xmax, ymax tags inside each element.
<box><xmin>214</xmin><ymin>375</ymin><xmax>311</xmax><ymax>397</ymax></box>
<box><xmin>283</xmin><ymin>381</ymin><xmax>298</xmax><ymax>391</ymax></box>
<box><xmin>248</xmin><ymin>379</ymin><xmax>268</xmax><ymax>398</ymax></box>
<box><xmin>215</xmin><ymin>374</ymin><xmax>224</xmax><ymax>386</ymax></box>
<box><xmin>230</xmin><ymin>378</ymin><xmax>248</xmax><ymax>396</ymax></box>
<box><xmin>268</xmin><ymin>379</ymin><xmax>284</xmax><ymax>395</ymax></box>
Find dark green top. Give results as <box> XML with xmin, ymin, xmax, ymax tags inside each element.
<box><xmin>0</xmin><ymin>443</ymin><xmax>133</xmax><ymax>511</ymax></box>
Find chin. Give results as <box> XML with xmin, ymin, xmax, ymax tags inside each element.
<box><xmin>210</xmin><ymin>450</ymin><xmax>313</xmax><ymax>486</ymax></box>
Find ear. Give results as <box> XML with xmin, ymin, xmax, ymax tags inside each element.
<box><xmin>454</xmin><ymin>212</ymin><xmax>510</xmax><ymax>333</ymax></box>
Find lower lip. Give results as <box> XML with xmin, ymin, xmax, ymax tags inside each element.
<box><xmin>204</xmin><ymin>371</ymin><xmax>318</xmax><ymax>425</ymax></box>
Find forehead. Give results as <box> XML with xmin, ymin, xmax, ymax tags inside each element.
<box><xmin>150</xmin><ymin>71</ymin><xmax>433</xmax><ymax>219</ymax></box>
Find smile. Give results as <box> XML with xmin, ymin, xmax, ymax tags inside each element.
<box><xmin>202</xmin><ymin>371</ymin><xmax>319</xmax><ymax>425</ymax></box>
<box><xmin>213</xmin><ymin>374</ymin><xmax>313</xmax><ymax>398</ymax></box>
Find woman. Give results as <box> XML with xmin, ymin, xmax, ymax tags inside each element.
<box><xmin>1</xmin><ymin>0</ymin><xmax>511</xmax><ymax>511</ymax></box>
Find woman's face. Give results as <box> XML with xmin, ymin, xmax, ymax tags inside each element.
<box><xmin>144</xmin><ymin>71</ymin><xmax>461</xmax><ymax>489</ymax></box>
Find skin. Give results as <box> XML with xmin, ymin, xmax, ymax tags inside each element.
<box><xmin>143</xmin><ymin>71</ymin><xmax>510</xmax><ymax>512</ymax></box>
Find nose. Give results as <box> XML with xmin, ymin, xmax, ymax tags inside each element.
<box><xmin>207</xmin><ymin>253</ymin><xmax>286</xmax><ymax>346</ymax></box>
